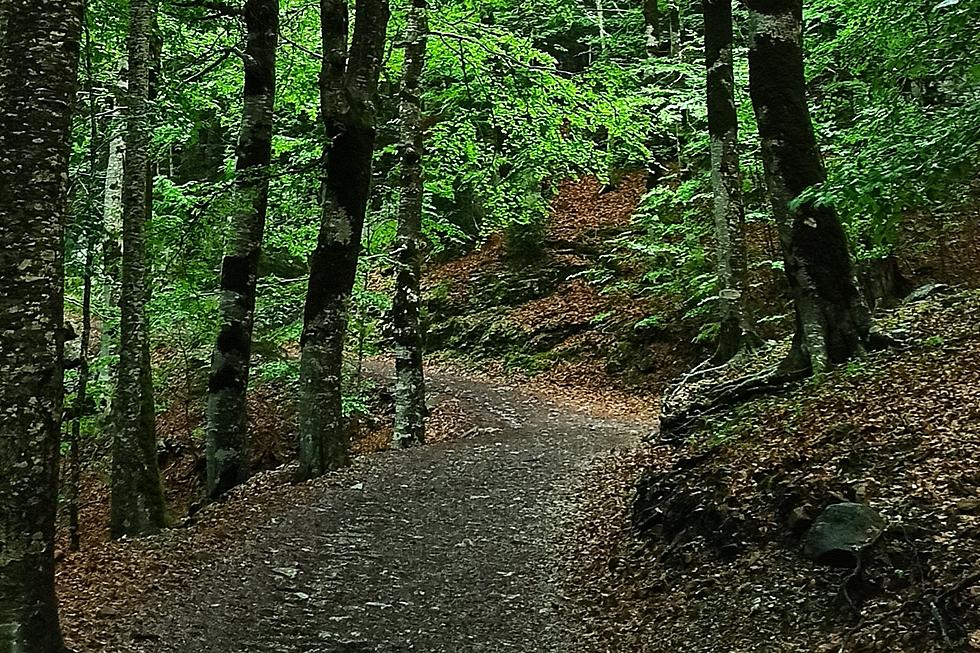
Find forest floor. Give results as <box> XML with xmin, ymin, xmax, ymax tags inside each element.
<box><xmin>57</xmin><ymin>173</ymin><xmax>980</xmax><ymax>651</ymax></box>
<box><xmin>57</xmin><ymin>365</ymin><xmax>649</xmax><ymax>653</ymax></box>
<box><xmin>565</xmin><ymin>288</ymin><xmax>980</xmax><ymax>653</ymax></box>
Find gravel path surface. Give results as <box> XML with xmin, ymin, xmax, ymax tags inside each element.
<box><xmin>118</xmin><ymin>371</ymin><xmax>645</xmax><ymax>652</ymax></box>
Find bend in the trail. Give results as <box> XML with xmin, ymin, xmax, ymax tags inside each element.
<box><xmin>97</xmin><ymin>368</ymin><xmax>646</xmax><ymax>652</ymax></box>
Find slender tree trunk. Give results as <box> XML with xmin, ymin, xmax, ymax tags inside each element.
<box><xmin>643</xmin><ymin>0</ymin><xmax>661</xmax><ymax>58</ymax></box>
<box><xmin>111</xmin><ymin>0</ymin><xmax>167</xmax><ymax>538</ymax></box>
<box><xmin>391</xmin><ymin>0</ymin><xmax>428</xmax><ymax>449</ymax></box>
<box><xmin>69</xmin><ymin>13</ymin><xmax>99</xmax><ymax>554</ymax></box>
<box><xmin>642</xmin><ymin>0</ymin><xmax>666</xmax><ymax>187</ymax></box>
<box><xmin>98</xmin><ymin>63</ymin><xmax>128</xmax><ymax>386</ymax></box>
<box><xmin>744</xmin><ymin>0</ymin><xmax>869</xmax><ymax>371</ymax></box>
<box><xmin>704</xmin><ymin>0</ymin><xmax>755</xmax><ymax>362</ymax></box>
<box><xmin>206</xmin><ymin>0</ymin><xmax>279</xmax><ymax>500</ymax></box>
<box><xmin>298</xmin><ymin>0</ymin><xmax>390</xmax><ymax>478</ymax></box>
<box><xmin>668</xmin><ymin>0</ymin><xmax>681</xmax><ymax>57</ymax></box>
<box><xmin>595</xmin><ymin>0</ymin><xmax>608</xmax><ymax>52</ymax></box>
<box><xmin>0</xmin><ymin>1</ymin><xmax>84</xmax><ymax>649</ymax></box>
<box><xmin>69</xmin><ymin>250</ymin><xmax>94</xmax><ymax>553</ymax></box>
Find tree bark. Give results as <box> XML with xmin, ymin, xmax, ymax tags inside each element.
<box><xmin>297</xmin><ymin>0</ymin><xmax>390</xmax><ymax>478</ymax></box>
<box><xmin>206</xmin><ymin>0</ymin><xmax>279</xmax><ymax>500</ymax></box>
<box><xmin>704</xmin><ymin>0</ymin><xmax>755</xmax><ymax>362</ymax></box>
<box><xmin>744</xmin><ymin>0</ymin><xmax>869</xmax><ymax>372</ymax></box>
<box><xmin>111</xmin><ymin>0</ymin><xmax>167</xmax><ymax>538</ymax></box>
<box><xmin>0</xmin><ymin>0</ymin><xmax>84</xmax><ymax>649</ymax></box>
<box><xmin>98</xmin><ymin>62</ymin><xmax>128</xmax><ymax>387</ymax></box>
<box><xmin>391</xmin><ymin>0</ymin><xmax>428</xmax><ymax>449</ymax></box>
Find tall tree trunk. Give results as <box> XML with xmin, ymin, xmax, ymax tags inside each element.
<box><xmin>206</xmin><ymin>0</ymin><xmax>279</xmax><ymax>500</ymax></box>
<box><xmin>297</xmin><ymin>0</ymin><xmax>390</xmax><ymax>478</ymax></box>
<box><xmin>69</xmin><ymin>250</ymin><xmax>94</xmax><ymax>553</ymax></box>
<box><xmin>668</xmin><ymin>0</ymin><xmax>681</xmax><ymax>57</ymax></box>
<box><xmin>69</xmin><ymin>12</ymin><xmax>100</xmax><ymax>554</ymax></box>
<box><xmin>744</xmin><ymin>0</ymin><xmax>869</xmax><ymax>372</ymax></box>
<box><xmin>391</xmin><ymin>0</ymin><xmax>428</xmax><ymax>449</ymax></box>
<box><xmin>704</xmin><ymin>0</ymin><xmax>755</xmax><ymax>362</ymax></box>
<box><xmin>98</xmin><ymin>62</ymin><xmax>128</xmax><ymax>386</ymax></box>
<box><xmin>111</xmin><ymin>0</ymin><xmax>166</xmax><ymax>538</ymax></box>
<box><xmin>642</xmin><ymin>0</ymin><xmax>666</xmax><ymax>187</ymax></box>
<box><xmin>0</xmin><ymin>0</ymin><xmax>84</xmax><ymax>649</ymax></box>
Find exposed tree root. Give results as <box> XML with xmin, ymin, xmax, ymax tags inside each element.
<box><xmin>656</xmin><ymin>363</ymin><xmax>810</xmax><ymax>443</ymax></box>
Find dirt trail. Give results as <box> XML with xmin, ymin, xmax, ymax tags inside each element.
<box><xmin>107</xmin><ymin>369</ymin><xmax>646</xmax><ymax>652</ymax></box>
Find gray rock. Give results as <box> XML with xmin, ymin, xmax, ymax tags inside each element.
<box><xmin>803</xmin><ymin>503</ymin><xmax>886</xmax><ymax>568</ymax></box>
<box><xmin>903</xmin><ymin>283</ymin><xmax>949</xmax><ymax>304</ymax></box>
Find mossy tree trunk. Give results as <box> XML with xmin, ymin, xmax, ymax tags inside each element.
<box><xmin>704</xmin><ymin>0</ymin><xmax>756</xmax><ymax>362</ymax></box>
<box><xmin>744</xmin><ymin>0</ymin><xmax>869</xmax><ymax>371</ymax></box>
<box><xmin>298</xmin><ymin>0</ymin><xmax>391</xmax><ymax>478</ymax></box>
<box><xmin>206</xmin><ymin>0</ymin><xmax>279</xmax><ymax>500</ymax></box>
<box><xmin>0</xmin><ymin>0</ymin><xmax>84</xmax><ymax>649</ymax></box>
<box><xmin>391</xmin><ymin>0</ymin><xmax>428</xmax><ymax>449</ymax></box>
<box><xmin>110</xmin><ymin>0</ymin><xmax>167</xmax><ymax>538</ymax></box>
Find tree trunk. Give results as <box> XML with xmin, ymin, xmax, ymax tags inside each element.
<box><xmin>298</xmin><ymin>0</ymin><xmax>390</xmax><ymax>478</ymax></box>
<box><xmin>668</xmin><ymin>0</ymin><xmax>681</xmax><ymax>57</ymax></box>
<box><xmin>744</xmin><ymin>0</ymin><xmax>869</xmax><ymax>372</ymax></box>
<box><xmin>595</xmin><ymin>0</ymin><xmax>608</xmax><ymax>52</ymax></box>
<box><xmin>111</xmin><ymin>0</ymin><xmax>167</xmax><ymax>538</ymax></box>
<box><xmin>391</xmin><ymin>0</ymin><xmax>428</xmax><ymax>449</ymax></box>
<box><xmin>98</xmin><ymin>62</ymin><xmax>128</xmax><ymax>387</ymax></box>
<box><xmin>643</xmin><ymin>0</ymin><xmax>661</xmax><ymax>58</ymax></box>
<box><xmin>704</xmin><ymin>0</ymin><xmax>755</xmax><ymax>362</ymax></box>
<box><xmin>206</xmin><ymin>0</ymin><xmax>279</xmax><ymax>500</ymax></box>
<box><xmin>69</xmin><ymin>249</ymin><xmax>94</xmax><ymax>553</ymax></box>
<box><xmin>0</xmin><ymin>0</ymin><xmax>84</xmax><ymax>649</ymax></box>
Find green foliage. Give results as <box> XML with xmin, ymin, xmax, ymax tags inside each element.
<box><xmin>804</xmin><ymin>0</ymin><xmax>980</xmax><ymax>259</ymax></box>
<box><xmin>257</xmin><ymin>359</ymin><xmax>299</xmax><ymax>385</ymax></box>
<box><xmin>619</xmin><ymin>176</ymin><xmax>715</xmax><ymax>315</ymax></box>
<box><xmin>61</xmin><ymin>0</ymin><xmax>980</xmax><ymax>435</ymax></box>
<box><xmin>419</xmin><ymin>19</ymin><xmax>653</xmax><ymax>238</ymax></box>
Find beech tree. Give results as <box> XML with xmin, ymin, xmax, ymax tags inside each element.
<box><xmin>391</xmin><ymin>0</ymin><xmax>429</xmax><ymax>449</ymax></box>
<box><xmin>110</xmin><ymin>0</ymin><xmax>167</xmax><ymax>537</ymax></box>
<box><xmin>0</xmin><ymin>0</ymin><xmax>84</xmax><ymax>649</ymax></box>
<box><xmin>744</xmin><ymin>0</ymin><xmax>870</xmax><ymax>371</ymax></box>
<box><xmin>206</xmin><ymin>0</ymin><xmax>280</xmax><ymax>499</ymax></box>
<box><xmin>704</xmin><ymin>0</ymin><xmax>755</xmax><ymax>362</ymax></box>
<box><xmin>98</xmin><ymin>63</ymin><xmax>127</xmax><ymax>385</ymax></box>
<box><xmin>297</xmin><ymin>0</ymin><xmax>391</xmax><ymax>477</ymax></box>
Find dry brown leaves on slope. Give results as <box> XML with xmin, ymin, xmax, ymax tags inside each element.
<box><xmin>56</xmin><ymin>464</ymin><xmax>346</xmax><ymax>652</ymax></box>
<box><xmin>562</xmin><ymin>289</ymin><xmax>980</xmax><ymax>653</ymax></box>
<box><xmin>548</xmin><ymin>171</ymin><xmax>647</xmax><ymax>243</ymax></box>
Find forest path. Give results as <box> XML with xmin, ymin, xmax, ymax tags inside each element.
<box><xmin>120</xmin><ymin>367</ymin><xmax>646</xmax><ymax>652</ymax></box>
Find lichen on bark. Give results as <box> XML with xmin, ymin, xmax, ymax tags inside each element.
<box><xmin>206</xmin><ymin>0</ymin><xmax>279</xmax><ymax>500</ymax></box>
<box><xmin>0</xmin><ymin>0</ymin><xmax>84</xmax><ymax>649</ymax></box>
<box><xmin>110</xmin><ymin>0</ymin><xmax>167</xmax><ymax>538</ymax></box>
<box><xmin>297</xmin><ymin>0</ymin><xmax>391</xmax><ymax>478</ymax></box>
<box><xmin>744</xmin><ymin>0</ymin><xmax>870</xmax><ymax>371</ymax></box>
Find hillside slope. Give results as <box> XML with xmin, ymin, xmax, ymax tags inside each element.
<box><xmin>565</xmin><ymin>289</ymin><xmax>980</xmax><ymax>652</ymax></box>
<box><xmin>424</xmin><ymin>172</ymin><xmax>702</xmax><ymax>396</ymax></box>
